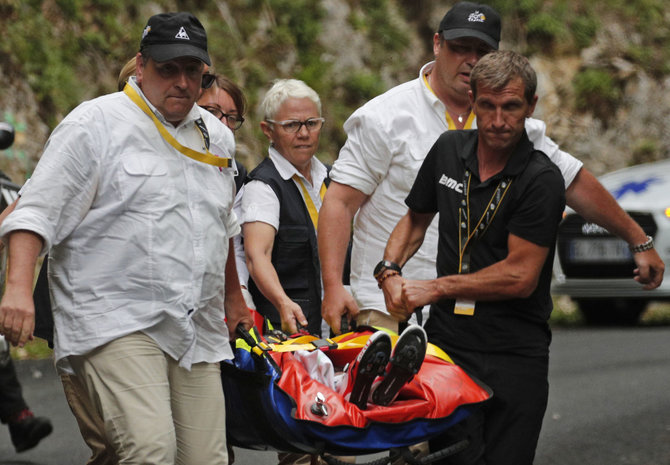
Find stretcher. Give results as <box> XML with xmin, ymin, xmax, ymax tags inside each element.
<box><xmin>221</xmin><ymin>325</ymin><xmax>492</xmax><ymax>464</ymax></box>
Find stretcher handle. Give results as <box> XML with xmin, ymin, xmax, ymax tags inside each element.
<box><xmin>395</xmin><ymin>439</ymin><xmax>469</xmax><ymax>465</ymax></box>
<box><xmin>321</xmin><ymin>439</ymin><xmax>469</xmax><ymax>465</ymax></box>
<box><xmin>236</xmin><ymin>325</ymin><xmax>260</xmax><ymax>349</ymax></box>
<box><xmin>236</xmin><ymin>326</ymin><xmax>283</xmax><ymax>375</ymax></box>
<box><xmin>322</xmin><ymin>454</ymin><xmax>390</xmax><ymax>465</ymax></box>
<box><xmin>340</xmin><ymin>315</ymin><xmax>357</xmax><ymax>334</ymax></box>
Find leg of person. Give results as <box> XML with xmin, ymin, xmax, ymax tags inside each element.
<box><xmin>480</xmin><ymin>353</ymin><xmax>549</xmax><ymax>465</ymax></box>
<box><xmin>356</xmin><ymin>309</ymin><xmax>399</xmax><ymax>333</ymax></box>
<box><xmin>427</xmin><ymin>349</ymin><xmax>487</xmax><ymax>465</ymax></box>
<box><xmin>0</xmin><ymin>356</ymin><xmax>29</xmax><ymax>422</ymax></box>
<box><xmin>427</xmin><ymin>406</ymin><xmax>485</xmax><ymax>465</ymax></box>
<box><xmin>169</xmin><ymin>358</ymin><xmax>227</xmax><ymax>465</ymax></box>
<box><xmin>60</xmin><ymin>373</ymin><xmax>118</xmax><ymax>465</ymax></box>
<box><xmin>0</xmin><ymin>356</ymin><xmax>53</xmax><ymax>453</ymax></box>
<box><xmin>69</xmin><ymin>332</ymin><xmax>177</xmax><ymax>465</ymax></box>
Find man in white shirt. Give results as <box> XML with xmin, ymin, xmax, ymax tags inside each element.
<box><xmin>0</xmin><ymin>12</ymin><xmax>252</xmax><ymax>465</ymax></box>
<box><xmin>318</xmin><ymin>1</ymin><xmax>665</xmax><ymax>334</ymax></box>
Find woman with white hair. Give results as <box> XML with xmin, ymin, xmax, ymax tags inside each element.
<box><xmin>242</xmin><ymin>79</ymin><xmax>328</xmax><ymax>337</ymax></box>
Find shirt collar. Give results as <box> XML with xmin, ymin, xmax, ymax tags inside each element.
<box><xmin>268</xmin><ymin>146</ymin><xmax>328</xmax><ymax>186</ymax></box>
<box><xmin>127</xmin><ymin>77</ymin><xmax>201</xmax><ymax>128</ymax></box>
<box><xmin>419</xmin><ymin>62</ymin><xmax>444</xmax><ymax>111</ymax></box>
<box><xmin>420</xmin><ymin>61</ymin><xmax>475</xmax><ymax>129</ymax></box>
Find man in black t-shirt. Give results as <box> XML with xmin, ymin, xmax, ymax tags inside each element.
<box><xmin>377</xmin><ymin>51</ymin><xmax>565</xmax><ymax>465</ymax></box>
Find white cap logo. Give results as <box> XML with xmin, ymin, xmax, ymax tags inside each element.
<box><xmin>468</xmin><ymin>11</ymin><xmax>486</xmax><ymax>23</ymax></box>
<box><xmin>175</xmin><ymin>26</ymin><xmax>190</xmax><ymax>40</ymax></box>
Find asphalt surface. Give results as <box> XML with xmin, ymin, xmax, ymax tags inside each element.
<box><xmin>1</xmin><ymin>326</ymin><xmax>669</xmax><ymax>464</ymax></box>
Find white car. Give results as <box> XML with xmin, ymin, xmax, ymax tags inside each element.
<box><xmin>552</xmin><ymin>159</ymin><xmax>670</xmax><ymax>325</ymax></box>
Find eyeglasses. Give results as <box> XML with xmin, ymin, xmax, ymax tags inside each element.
<box><xmin>200</xmin><ymin>106</ymin><xmax>245</xmax><ymax>130</ymax></box>
<box><xmin>201</xmin><ymin>73</ymin><xmax>216</xmax><ymax>89</ymax></box>
<box><xmin>266</xmin><ymin>117</ymin><xmax>325</xmax><ymax>133</ymax></box>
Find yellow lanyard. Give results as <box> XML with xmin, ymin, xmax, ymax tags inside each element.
<box><xmin>293</xmin><ymin>175</ymin><xmax>327</xmax><ymax>230</ymax></box>
<box><xmin>423</xmin><ymin>73</ymin><xmax>475</xmax><ymax>130</ymax></box>
<box><xmin>123</xmin><ymin>84</ymin><xmax>232</xmax><ymax>168</ymax></box>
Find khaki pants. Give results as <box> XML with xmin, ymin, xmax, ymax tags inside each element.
<box><xmin>70</xmin><ymin>332</ymin><xmax>227</xmax><ymax>465</ymax></box>
<box><xmin>61</xmin><ymin>373</ymin><xmax>117</xmax><ymax>465</ymax></box>
<box><xmin>355</xmin><ymin>309</ymin><xmax>400</xmax><ymax>333</ymax></box>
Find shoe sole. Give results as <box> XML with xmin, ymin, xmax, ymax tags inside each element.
<box><xmin>349</xmin><ymin>333</ymin><xmax>392</xmax><ymax>409</ymax></box>
<box><xmin>372</xmin><ymin>326</ymin><xmax>427</xmax><ymax>406</ymax></box>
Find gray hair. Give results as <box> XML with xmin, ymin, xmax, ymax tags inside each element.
<box><xmin>470</xmin><ymin>50</ymin><xmax>537</xmax><ymax>104</ymax></box>
<box><xmin>260</xmin><ymin>79</ymin><xmax>321</xmax><ymax>120</ymax></box>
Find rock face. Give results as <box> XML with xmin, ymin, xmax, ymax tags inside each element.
<box><xmin>0</xmin><ymin>63</ymin><xmax>50</xmax><ymax>184</ymax></box>
<box><xmin>0</xmin><ymin>1</ymin><xmax>668</xmax><ymax>183</ymax></box>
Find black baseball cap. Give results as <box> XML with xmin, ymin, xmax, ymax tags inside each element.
<box><xmin>140</xmin><ymin>12</ymin><xmax>211</xmax><ymax>65</ymax></box>
<box><xmin>438</xmin><ymin>2</ymin><xmax>501</xmax><ymax>50</ymax></box>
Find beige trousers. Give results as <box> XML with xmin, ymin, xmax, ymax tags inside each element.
<box><xmin>356</xmin><ymin>309</ymin><xmax>400</xmax><ymax>333</ymax></box>
<box><xmin>61</xmin><ymin>373</ymin><xmax>118</xmax><ymax>465</ymax></box>
<box><xmin>69</xmin><ymin>332</ymin><xmax>227</xmax><ymax>465</ymax></box>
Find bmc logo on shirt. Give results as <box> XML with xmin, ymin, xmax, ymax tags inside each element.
<box><xmin>439</xmin><ymin>174</ymin><xmax>463</xmax><ymax>194</ymax></box>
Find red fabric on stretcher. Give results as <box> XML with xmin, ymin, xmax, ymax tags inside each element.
<box><xmin>272</xmin><ymin>348</ymin><xmax>491</xmax><ymax>428</ymax></box>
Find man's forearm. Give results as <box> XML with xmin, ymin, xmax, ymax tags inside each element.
<box><xmin>317</xmin><ymin>216</ymin><xmax>351</xmax><ymax>289</ymax></box>
<box><xmin>317</xmin><ymin>184</ymin><xmax>363</xmax><ymax>289</ymax></box>
<box><xmin>0</xmin><ymin>230</ymin><xmax>44</xmax><ymax>346</ymax></box>
<box><xmin>5</xmin><ymin>230</ymin><xmax>43</xmax><ymax>291</ymax></box>
<box><xmin>566</xmin><ymin>168</ymin><xmax>664</xmax><ymax>288</ymax></box>
<box><xmin>401</xmin><ymin>235</ymin><xmax>549</xmax><ymax>310</ymax></box>
<box><xmin>566</xmin><ymin>168</ymin><xmax>647</xmax><ymax>245</ymax></box>
<box><xmin>384</xmin><ymin>210</ymin><xmax>434</xmax><ymax>267</ymax></box>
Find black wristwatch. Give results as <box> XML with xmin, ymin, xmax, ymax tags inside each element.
<box><xmin>373</xmin><ymin>260</ymin><xmax>402</xmax><ymax>279</ymax></box>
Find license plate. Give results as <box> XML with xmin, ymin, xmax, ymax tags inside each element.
<box><xmin>567</xmin><ymin>238</ymin><xmax>632</xmax><ymax>263</ymax></box>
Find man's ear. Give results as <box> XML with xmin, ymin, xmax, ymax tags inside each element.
<box><xmin>433</xmin><ymin>33</ymin><xmax>442</xmax><ymax>57</ymax></box>
<box><xmin>135</xmin><ymin>52</ymin><xmax>145</xmax><ymax>85</ymax></box>
<box><xmin>468</xmin><ymin>89</ymin><xmax>475</xmax><ymax>106</ymax></box>
<box><xmin>527</xmin><ymin>94</ymin><xmax>538</xmax><ymax>118</ymax></box>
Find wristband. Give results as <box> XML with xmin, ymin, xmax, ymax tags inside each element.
<box><xmin>377</xmin><ymin>270</ymin><xmax>400</xmax><ymax>289</ymax></box>
<box><xmin>629</xmin><ymin>235</ymin><xmax>654</xmax><ymax>253</ymax></box>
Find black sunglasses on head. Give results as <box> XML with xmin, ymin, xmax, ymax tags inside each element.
<box><xmin>201</xmin><ymin>73</ymin><xmax>216</xmax><ymax>89</ymax></box>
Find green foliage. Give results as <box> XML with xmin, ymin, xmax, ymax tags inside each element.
<box><xmin>630</xmin><ymin>139</ymin><xmax>660</xmax><ymax>166</ymax></box>
<box><xmin>550</xmin><ymin>297</ymin><xmax>584</xmax><ymax>327</ymax></box>
<box><xmin>526</xmin><ymin>12</ymin><xmax>569</xmax><ymax>46</ymax></box>
<box><xmin>55</xmin><ymin>0</ymin><xmax>82</xmax><ymax>20</ymax></box>
<box><xmin>573</xmin><ymin>68</ymin><xmax>621</xmax><ymax>123</ymax></box>
<box><xmin>10</xmin><ymin>338</ymin><xmax>53</xmax><ymax>360</ymax></box>
<box><xmin>1</xmin><ymin>0</ymin><xmax>670</xmax><ymax>169</ymax></box>
<box><xmin>343</xmin><ymin>72</ymin><xmax>386</xmax><ymax>105</ymax></box>
<box><xmin>361</xmin><ymin>0</ymin><xmax>409</xmax><ymax>54</ymax></box>
<box><xmin>571</xmin><ymin>15</ymin><xmax>598</xmax><ymax>49</ymax></box>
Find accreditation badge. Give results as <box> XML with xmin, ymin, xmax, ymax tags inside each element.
<box><xmin>454</xmin><ymin>299</ymin><xmax>476</xmax><ymax>316</ymax></box>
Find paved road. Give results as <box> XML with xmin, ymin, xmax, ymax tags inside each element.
<box><xmin>2</xmin><ymin>327</ymin><xmax>669</xmax><ymax>464</ymax></box>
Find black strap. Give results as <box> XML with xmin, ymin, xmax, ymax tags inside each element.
<box><xmin>194</xmin><ymin>117</ymin><xmax>210</xmax><ymax>150</ymax></box>
<box><xmin>458</xmin><ymin>170</ymin><xmax>512</xmax><ymax>274</ymax></box>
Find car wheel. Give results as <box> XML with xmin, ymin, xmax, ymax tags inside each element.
<box><xmin>576</xmin><ymin>299</ymin><xmax>647</xmax><ymax>326</ymax></box>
